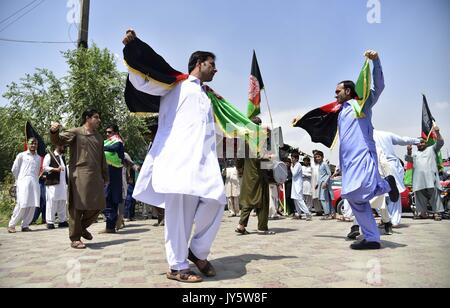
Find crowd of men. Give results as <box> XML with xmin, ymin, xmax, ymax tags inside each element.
<box><xmin>5</xmin><ymin>30</ymin><xmax>448</xmax><ymax>283</ymax></box>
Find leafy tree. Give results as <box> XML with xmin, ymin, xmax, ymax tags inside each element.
<box><xmin>0</xmin><ymin>45</ymin><xmax>149</xmax><ymax>182</ymax></box>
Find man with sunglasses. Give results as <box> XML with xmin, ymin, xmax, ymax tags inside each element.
<box><xmin>102</xmin><ymin>124</ymin><xmax>125</xmax><ymax>233</ymax></box>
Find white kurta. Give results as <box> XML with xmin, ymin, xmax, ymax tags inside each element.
<box><xmin>12</xmin><ymin>151</ymin><xmax>41</xmax><ymax>209</ymax></box>
<box><xmin>224</xmin><ymin>167</ymin><xmax>240</xmax><ymax>197</ymax></box>
<box><xmin>302</xmin><ymin>165</ymin><xmax>312</xmax><ymax>196</ymax></box>
<box><xmin>373</xmin><ymin>130</ymin><xmax>420</xmax><ymax>193</ymax></box>
<box><xmin>291</xmin><ymin>162</ymin><xmax>304</xmax><ymax>200</ymax></box>
<box><xmin>311</xmin><ymin>162</ymin><xmax>319</xmax><ymax>199</ymax></box>
<box><xmin>43</xmin><ymin>152</ymin><xmax>67</xmax><ymax>201</ymax></box>
<box><xmin>131</xmin><ymin>74</ymin><xmax>226</xmax><ymax>207</ymax></box>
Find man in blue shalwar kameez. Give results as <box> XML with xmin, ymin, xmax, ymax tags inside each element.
<box><xmin>335</xmin><ymin>50</ymin><xmax>399</xmax><ymax>250</ymax></box>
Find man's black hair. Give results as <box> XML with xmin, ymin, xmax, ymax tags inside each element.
<box><xmin>338</xmin><ymin>80</ymin><xmax>358</xmax><ymax>99</ymax></box>
<box><xmin>188</xmin><ymin>51</ymin><xmax>216</xmax><ymax>74</ymax></box>
<box><xmin>106</xmin><ymin>124</ymin><xmax>119</xmax><ymax>133</ymax></box>
<box><xmin>81</xmin><ymin>108</ymin><xmax>100</xmax><ymax>125</ymax></box>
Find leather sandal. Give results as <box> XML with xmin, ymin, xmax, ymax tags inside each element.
<box><xmin>71</xmin><ymin>241</ymin><xmax>86</xmax><ymax>249</ymax></box>
<box><xmin>166</xmin><ymin>270</ymin><xmax>203</xmax><ymax>283</ymax></box>
<box><xmin>235</xmin><ymin>227</ymin><xmax>250</xmax><ymax>235</ymax></box>
<box><xmin>188</xmin><ymin>249</ymin><xmax>216</xmax><ymax>277</ymax></box>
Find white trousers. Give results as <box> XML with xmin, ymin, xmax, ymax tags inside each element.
<box><xmin>164</xmin><ymin>194</ymin><xmax>223</xmax><ymax>271</ymax></box>
<box><xmin>8</xmin><ymin>205</ymin><xmax>35</xmax><ymax>228</ymax></box>
<box><xmin>294</xmin><ymin>199</ymin><xmax>311</xmax><ymax>216</ymax></box>
<box><xmin>45</xmin><ymin>199</ymin><xmax>67</xmax><ymax>224</ymax></box>
<box><xmin>227</xmin><ymin>196</ymin><xmax>240</xmax><ymax>215</ymax></box>
<box><xmin>353</xmin><ymin>195</ymin><xmax>390</xmax><ymax>226</ymax></box>
<box><xmin>388</xmin><ymin>199</ymin><xmax>402</xmax><ymax>226</ymax></box>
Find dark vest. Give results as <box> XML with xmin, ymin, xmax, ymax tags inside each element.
<box><xmin>45</xmin><ymin>154</ymin><xmax>66</xmax><ymax>186</ymax></box>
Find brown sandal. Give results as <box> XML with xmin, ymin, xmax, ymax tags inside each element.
<box><xmin>434</xmin><ymin>214</ymin><xmax>442</xmax><ymax>221</ymax></box>
<box><xmin>166</xmin><ymin>270</ymin><xmax>203</xmax><ymax>283</ymax></box>
<box><xmin>188</xmin><ymin>249</ymin><xmax>216</xmax><ymax>277</ymax></box>
<box><xmin>235</xmin><ymin>227</ymin><xmax>250</xmax><ymax>235</ymax></box>
<box><xmin>71</xmin><ymin>241</ymin><xmax>86</xmax><ymax>249</ymax></box>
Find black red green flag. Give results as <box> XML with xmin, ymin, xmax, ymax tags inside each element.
<box><xmin>421</xmin><ymin>94</ymin><xmax>443</xmax><ymax>171</ymax></box>
<box><xmin>247</xmin><ymin>51</ymin><xmax>265</xmax><ymax>118</ymax></box>
<box><xmin>25</xmin><ymin>121</ymin><xmax>46</xmax><ymax>157</ymax></box>
<box><xmin>293</xmin><ymin>102</ymin><xmax>341</xmax><ymax>148</ymax></box>
<box><xmin>123</xmin><ymin>37</ymin><xmax>189</xmax><ymax>114</ymax></box>
<box><xmin>421</xmin><ymin>94</ymin><xmax>436</xmax><ymax>142</ymax></box>
<box><xmin>123</xmin><ymin>36</ymin><xmax>266</xmax><ymax>153</ymax></box>
<box><xmin>293</xmin><ymin>60</ymin><xmax>371</xmax><ymax>148</ymax></box>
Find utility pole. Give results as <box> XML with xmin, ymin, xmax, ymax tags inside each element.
<box><xmin>77</xmin><ymin>0</ymin><xmax>90</xmax><ymax>48</ymax></box>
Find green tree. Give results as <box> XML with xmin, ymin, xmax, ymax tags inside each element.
<box><xmin>63</xmin><ymin>45</ymin><xmax>148</xmax><ymax>160</ymax></box>
<box><xmin>1</xmin><ymin>45</ymin><xmax>149</xmax><ymax>182</ymax></box>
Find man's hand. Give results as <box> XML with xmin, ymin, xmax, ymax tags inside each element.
<box><xmin>122</xmin><ymin>29</ymin><xmax>136</xmax><ymax>45</ymax></box>
<box><xmin>322</xmin><ymin>183</ymin><xmax>328</xmax><ymax>189</ymax></box>
<box><xmin>50</xmin><ymin>122</ymin><xmax>62</xmax><ymax>133</ymax></box>
<box><xmin>433</xmin><ymin>125</ymin><xmax>440</xmax><ymax>133</ymax></box>
<box><xmin>364</xmin><ymin>50</ymin><xmax>379</xmax><ymax>60</ymax></box>
<box><xmin>291</xmin><ymin>116</ymin><xmax>301</xmax><ymax>127</ymax></box>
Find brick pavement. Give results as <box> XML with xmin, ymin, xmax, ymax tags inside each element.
<box><xmin>1</xmin><ymin>213</ymin><xmax>449</xmax><ymax>288</ymax></box>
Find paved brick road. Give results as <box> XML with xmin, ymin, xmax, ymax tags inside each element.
<box><xmin>1</xmin><ymin>213</ymin><xmax>449</xmax><ymax>288</ymax></box>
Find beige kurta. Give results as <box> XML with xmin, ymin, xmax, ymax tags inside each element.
<box><xmin>50</xmin><ymin>127</ymin><xmax>108</xmax><ymax>211</ymax></box>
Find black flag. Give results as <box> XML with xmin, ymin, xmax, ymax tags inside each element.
<box><xmin>421</xmin><ymin>94</ymin><xmax>435</xmax><ymax>140</ymax></box>
<box><xmin>25</xmin><ymin>121</ymin><xmax>46</xmax><ymax>157</ymax></box>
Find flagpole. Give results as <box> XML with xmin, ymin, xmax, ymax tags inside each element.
<box><xmin>263</xmin><ymin>89</ymin><xmax>274</xmax><ymax>130</ymax></box>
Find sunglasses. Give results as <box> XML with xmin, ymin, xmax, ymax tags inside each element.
<box><xmin>106</xmin><ymin>131</ymin><xmax>113</xmax><ymax>135</ymax></box>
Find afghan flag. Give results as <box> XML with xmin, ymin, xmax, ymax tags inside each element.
<box><xmin>25</xmin><ymin>121</ymin><xmax>46</xmax><ymax>157</ymax></box>
<box><xmin>351</xmin><ymin>59</ymin><xmax>372</xmax><ymax>118</ymax></box>
<box><xmin>422</xmin><ymin>94</ymin><xmax>436</xmax><ymax>142</ymax></box>
<box><xmin>123</xmin><ymin>37</ymin><xmax>189</xmax><ymax>114</ymax></box>
<box><xmin>421</xmin><ymin>94</ymin><xmax>443</xmax><ymax>171</ymax></box>
<box><xmin>123</xmin><ymin>36</ymin><xmax>264</xmax><ymax>152</ymax></box>
<box><xmin>293</xmin><ymin>102</ymin><xmax>341</xmax><ymax>148</ymax></box>
<box><xmin>293</xmin><ymin>60</ymin><xmax>371</xmax><ymax>148</ymax></box>
<box><xmin>404</xmin><ymin>161</ymin><xmax>414</xmax><ymax>187</ymax></box>
<box><xmin>247</xmin><ymin>51</ymin><xmax>265</xmax><ymax>118</ymax></box>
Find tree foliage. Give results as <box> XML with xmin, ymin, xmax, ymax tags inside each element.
<box><xmin>0</xmin><ymin>45</ymin><xmax>149</xmax><ymax>181</ymax></box>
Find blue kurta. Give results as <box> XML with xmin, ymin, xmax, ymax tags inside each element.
<box><xmin>339</xmin><ymin>58</ymin><xmax>389</xmax><ymax>203</ymax></box>
<box><xmin>338</xmin><ymin>58</ymin><xmax>390</xmax><ymax>243</ymax></box>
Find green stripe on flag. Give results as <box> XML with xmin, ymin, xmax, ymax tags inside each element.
<box><xmin>247</xmin><ymin>100</ymin><xmax>261</xmax><ymax>119</ymax></box>
<box><xmin>352</xmin><ymin>59</ymin><xmax>371</xmax><ymax>118</ymax></box>
<box><xmin>208</xmin><ymin>92</ymin><xmax>266</xmax><ymax>154</ymax></box>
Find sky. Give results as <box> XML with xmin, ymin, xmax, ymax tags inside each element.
<box><xmin>0</xmin><ymin>0</ymin><xmax>449</xmax><ymax>164</ymax></box>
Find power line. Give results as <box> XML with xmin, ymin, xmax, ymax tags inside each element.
<box><xmin>0</xmin><ymin>0</ymin><xmax>46</xmax><ymax>33</ymax></box>
<box><xmin>0</xmin><ymin>37</ymin><xmax>75</xmax><ymax>44</ymax></box>
<box><xmin>0</xmin><ymin>0</ymin><xmax>40</xmax><ymax>25</ymax></box>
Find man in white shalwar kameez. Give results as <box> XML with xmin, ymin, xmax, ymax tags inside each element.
<box><xmin>124</xmin><ymin>31</ymin><xmax>226</xmax><ymax>283</ymax></box>
<box><xmin>7</xmin><ymin>138</ymin><xmax>41</xmax><ymax>233</ymax></box>
<box><xmin>291</xmin><ymin>152</ymin><xmax>312</xmax><ymax>221</ymax></box>
<box><xmin>373</xmin><ymin>130</ymin><xmax>420</xmax><ymax>226</ymax></box>
<box><xmin>406</xmin><ymin>126</ymin><xmax>445</xmax><ymax>221</ymax></box>
<box><xmin>224</xmin><ymin>161</ymin><xmax>240</xmax><ymax>217</ymax></box>
<box><xmin>43</xmin><ymin>145</ymin><xmax>68</xmax><ymax>229</ymax></box>
<box><xmin>348</xmin><ymin>143</ymin><xmax>398</xmax><ymax>239</ymax></box>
